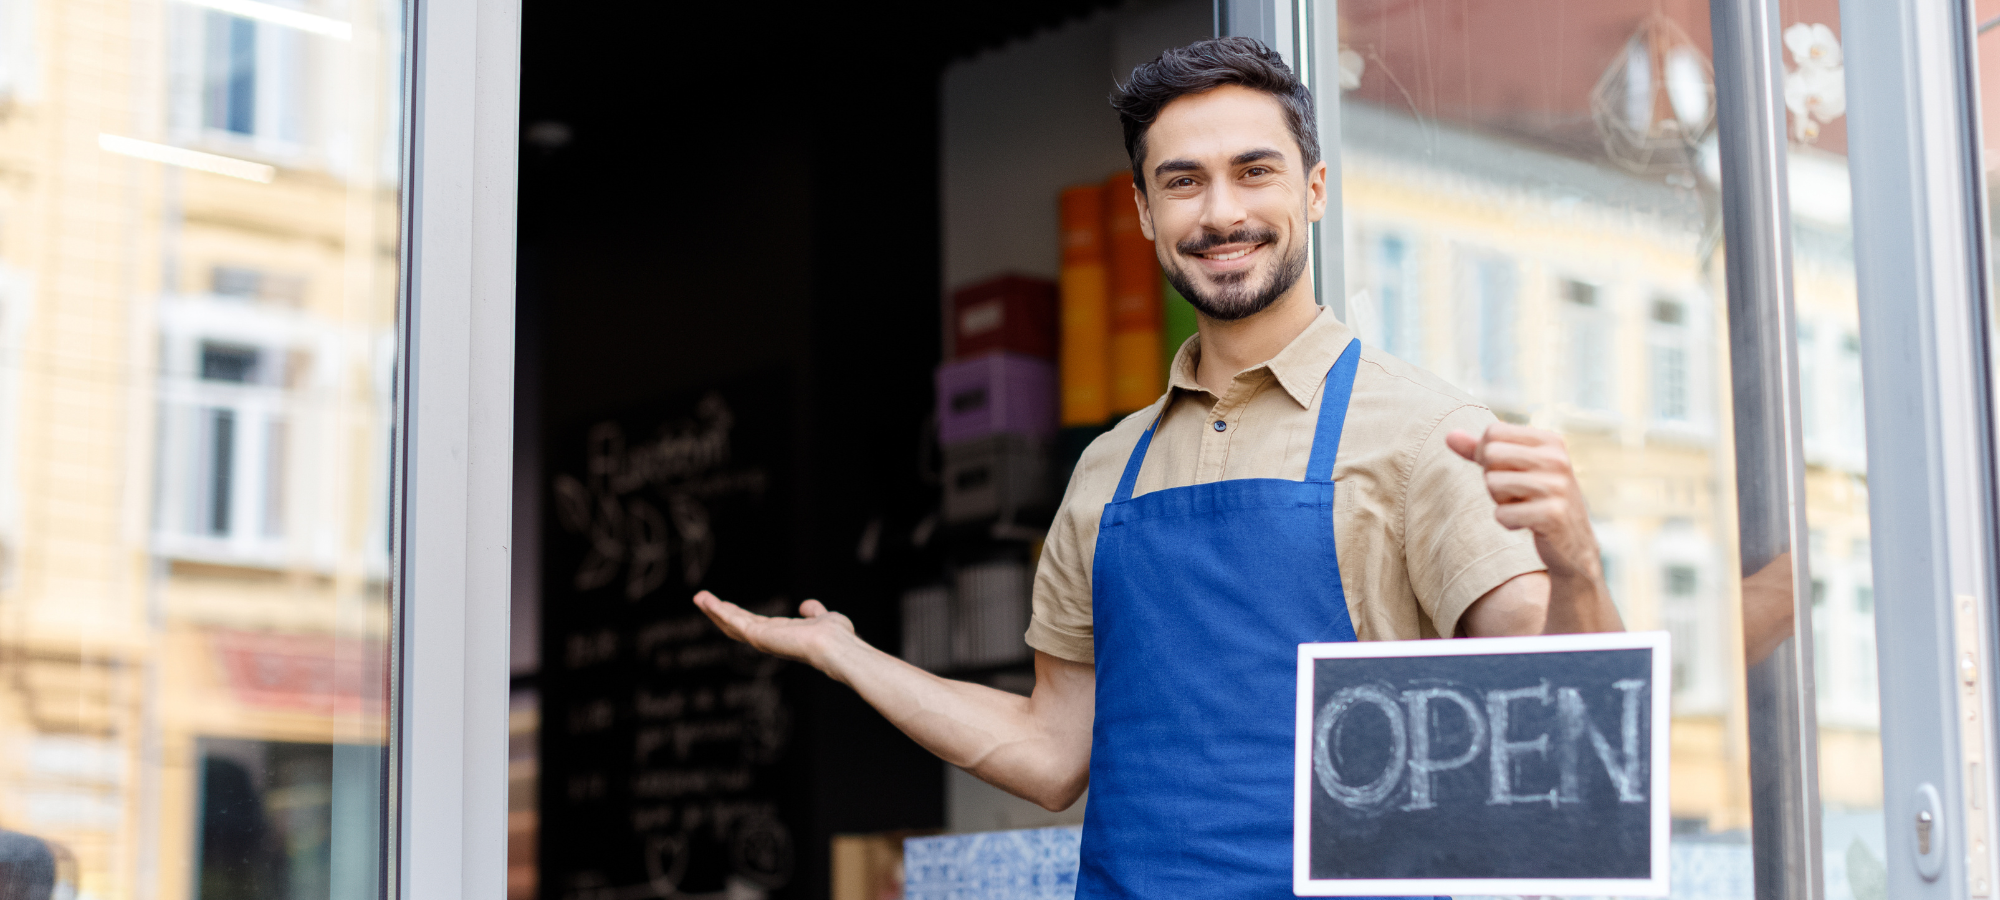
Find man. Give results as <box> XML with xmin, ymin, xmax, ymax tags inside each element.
<box><xmin>695</xmin><ymin>37</ymin><xmax>1621</xmax><ymax>898</ymax></box>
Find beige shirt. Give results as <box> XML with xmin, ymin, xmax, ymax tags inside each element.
<box><xmin>1026</xmin><ymin>309</ymin><xmax>1546</xmax><ymax>664</ymax></box>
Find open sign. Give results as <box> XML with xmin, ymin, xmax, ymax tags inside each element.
<box><xmin>1292</xmin><ymin>632</ymin><xmax>1670</xmax><ymax>897</ymax></box>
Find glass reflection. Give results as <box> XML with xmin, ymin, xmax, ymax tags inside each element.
<box><xmin>1331</xmin><ymin>1</ymin><xmax>1741</xmax><ymax>895</ymax></box>
<box><xmin>1328</xmin><ymin>1</ymin><xmax>1886</xmax><ymax>895</ymax></box>
<box><xmin>0</xmin><ymin>0</ymin><xmax>404</xmax><ymax>895</ymax></box>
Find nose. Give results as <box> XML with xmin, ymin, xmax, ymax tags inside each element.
<box><xmin>1199</xmin><ymin>177</ymin><xmax>1249</xmax><ymax>238</ymax></box>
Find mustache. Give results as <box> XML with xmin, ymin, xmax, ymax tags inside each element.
<box><xmin>1177</xmin><ymin>228</ymin><xmax>1278</xmax><ymax>256</ymax></box>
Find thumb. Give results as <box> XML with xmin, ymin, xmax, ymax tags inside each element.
<box><xmin>799</xmin><ymin>598</ymin><xmax>829</xmax><ymax>617</ymax></box>
<box><xmin>1444</xmin><ymin>430</ymin><xmax>1479</xmax><ymax>463</ymax></box>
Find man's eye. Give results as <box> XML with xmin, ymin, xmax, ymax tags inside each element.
<box><xmin>1171</xmin><ymin>177</ymin><xmax>1195</xmax><ymax>188</ymax></box>
<box><xmin>1245</xmin><ymin>166</ymin><xmax>1270</xmax><ymax>177</ymax></box>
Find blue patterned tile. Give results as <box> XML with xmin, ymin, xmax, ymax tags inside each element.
<box><xmin>903</xmin><ymin>826</ymin><xmax>1084</xmax><ymax>900</ymax></box>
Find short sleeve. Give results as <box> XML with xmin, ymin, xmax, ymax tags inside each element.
<box><xmin>1027</xmin><ymin>466</ymin><xmax>1100</xmax><ymax>664</ymax></box>
<box><xmin>1403</xmin><ymin>406</ymin><xmax>1547</xmax><ymax>637</ymax></box>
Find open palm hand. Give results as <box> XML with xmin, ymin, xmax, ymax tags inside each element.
<box><xmin>693</xmin><ymin>591</ymin><xmax>855</xmax><ymax>669</ymax></box>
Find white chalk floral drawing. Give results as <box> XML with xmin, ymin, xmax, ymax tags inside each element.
<box><xmin>1783</xmin><ymin>22</ymin><xmax>1846</xmax><ymax>144</ymax></box>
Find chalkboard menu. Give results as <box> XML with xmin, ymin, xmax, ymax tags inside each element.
<box><xmin>1291</xmin><ymin>632</ymin><xmax>1670</xmax><ymax>898</ymax></box>
<box><xmin>541</xmin><ymin>373</ymin><xmax>800</xmax><ymax>900</ymax></box>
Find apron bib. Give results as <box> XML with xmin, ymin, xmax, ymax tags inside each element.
<box><xmin>1077</xmin><ymin>339</ymin><xmax>1433</xmax><ymax>899</ymax></box>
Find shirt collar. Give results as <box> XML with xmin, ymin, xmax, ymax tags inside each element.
<box><xmin>1167</xmin><ymin>307</ymin><xmax>1357</xmax><ymax>408</ymax></box>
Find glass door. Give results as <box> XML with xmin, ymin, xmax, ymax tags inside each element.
<box><xmin>1265</xmin><ymin>0</ymin><xmax>1980</xmax><ymax>897</ymax></box>
<box><xmin>0</xmin><ymin>0</ymin><xmax>408</xmax><ymax>895</ymax></box>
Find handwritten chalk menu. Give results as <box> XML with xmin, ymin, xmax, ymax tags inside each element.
<box><xmin>1292</xmin><ymin>632</ymin><xmax>1670</xmax><ymax>898</ymax></box>
<box><xmin>542</xmin><ymin>373</ymin><xmax>800</xmax><ymax>900</ymax></box>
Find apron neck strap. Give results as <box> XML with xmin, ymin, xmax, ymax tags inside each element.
<box><xmin>1111</xmin><ymin>416</ymin><xmax>1159</xmax><ymax>503</ymax></box>
<box><xmin>1305</xmin><ymin>339</ymin><xmax>1362</xmax><ymax>483</ymax></box>
<box><xmin>1110</xmin><ymin>337</ymin><xmax>1363</xmax><ymax>501</ymax></box>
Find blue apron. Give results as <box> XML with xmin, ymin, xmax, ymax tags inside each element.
<box><xmin>1076</xmin><ymin>339</ymin><xmax>1429</xmax><ymax>899</ymax></box>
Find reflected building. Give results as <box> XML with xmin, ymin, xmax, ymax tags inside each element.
<box><xmin>1339</xmin><ymin>94</ymin><xmax>1875</xmax><ymax>833</ymax></box>
<box><xmin>0</xmin><ymin>0</ymin><xmax>402</xmax><ymax>895</ymax></box>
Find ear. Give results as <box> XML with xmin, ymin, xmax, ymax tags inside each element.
<box><xmin>1134</xmin><ymin>181</ymin><xmax>1156</xmax><ymax>241</ymax></box>
<box><xmin>1304</xmin><ymin>159</ymin><xmax>1329</xmax><ymax>224</ymax></box>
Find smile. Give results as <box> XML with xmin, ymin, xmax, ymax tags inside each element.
<box><xmin>1190</xmin><ymin>241</ymin><xmax>1267</xmax><ymax>269</ymax></box>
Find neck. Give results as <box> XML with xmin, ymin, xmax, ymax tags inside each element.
<box><xmin>1192</xmin><ymin>285</ymin><xmax>1321</xmax><ymax>395</ymax></box>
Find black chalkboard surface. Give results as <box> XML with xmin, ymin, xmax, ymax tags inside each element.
<box><xmin>541</xmin><ymin>373</ymin><xmax>802</xmax><ymax>899</ymax></box>
<box><xmin>1292</xmin><ymin>632</ymin><xmax>1670</xmax><ymax>897</ymax></box>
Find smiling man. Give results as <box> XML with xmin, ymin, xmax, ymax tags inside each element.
<box><xmin>695</xmin><ymin>37</ymin><xmax>1621</xmax><ymax>898</ymax></box>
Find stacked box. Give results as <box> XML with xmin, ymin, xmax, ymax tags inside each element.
<box><xmin>1058</xmin><ymin>184</ymin><xmax>1111</xmax><ymax>426</ymax></box>
<box><xmin>941</xmin><ymin>434</ymin><xmax>1052</xmax><ymax>524</ymax></box>
<box><xmin>952</xmin><ymin>559</ymin><xmax>1033</xmax><ymax>668</ymax></box>
<box><xmin>935</xmin><ymin>354</ymin><xmax>1057</xmax><ymax>445</ymax></box>
<box><xmin>1103</xmin><ymin>172</ymin><xmax>1163</xmax><ymax>413</ymax></box>
<box><xmin>900</xmin><ymin>585</ymin><xmax>953</xmax><ymax>672</ymax></box>
<box><xmin>952</xmin><ymin>275</ymin><xmax>1057</xmax><ymax>360</ymax></box>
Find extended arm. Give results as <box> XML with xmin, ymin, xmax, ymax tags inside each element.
<box><xmin>693</xmin><ymin>593</ymin><xmax>1094</xmax><ymax>811</ymax></box>
<box><xmin>1448</xmin><ymin>423</ymin><xmax>1624</xmax><ymax>636</ymax></box>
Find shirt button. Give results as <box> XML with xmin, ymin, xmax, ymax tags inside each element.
<box><xmin>1213</xmin><ymin>420</ymin><xmax>1227</xmax><ymax>432</ymax></box>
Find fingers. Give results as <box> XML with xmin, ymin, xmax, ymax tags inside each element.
<box><xmin>1482</xmin><ymin>470</ymin><xmax>1555</xmax><ymax>504</ymax></box>
<box><xmin>1481</xmin><ymin>421</ymin><xmax>1563</xmax><ymax>447</ymax></box>
<box><xmin>692</xmin><ymin>590</ymin><xmax>762</xmax><ymax>642</ymax></box>
<box><xmin>799</xmin><ymin>599</ymin><xmax>828</xmax><ymax>617</ymax></box>
<box><xmin>1493</xmin><ymin>497</ymin><xmax>1572</xmax><ymax>532</ymax></box>
<box><xmin>1472</xmin><ymin>432</ymin><xmax>1570</xmax><ymax>473</ymax></box>
<box><xmin>1445</xmin><ymin>430</ymin><xmax>1479</xmax><ymax>461</ymax></box>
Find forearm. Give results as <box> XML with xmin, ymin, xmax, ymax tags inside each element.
<box><xmin>818</xmin><ymin>635</ymin><xmax>1090</xmax><ymax>810</ymax></box>
<box><xmin>1543</xmin><ymin>569</ymin><xmax>1623</xmax><ymax>634</ymax></box>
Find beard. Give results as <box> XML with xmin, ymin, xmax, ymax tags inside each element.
<box><xmin>1161</xmin><ymin>226</ymin><xmax>1309</xmax><ymax>322</ymax></box>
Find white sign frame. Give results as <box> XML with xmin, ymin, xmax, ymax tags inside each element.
<box><xmin>1292</xmin><ymin>631</ymin><xmax>1672</xmax><ymax>897</ymax></box>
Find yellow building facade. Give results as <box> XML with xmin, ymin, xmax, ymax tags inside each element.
<box><xmin>0</xmin><ymin>0</ymin><xmax>402</xmax><ymax>894</ymax></box>
<box><xmin>1340</xmin><ymin>101</ymin><xmax>1878</xmax><ymax>837</ymax></box>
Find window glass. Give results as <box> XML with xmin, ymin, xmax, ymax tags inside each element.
<box><xmin>1332</xmin><ymin>2</ymin><xmax>1882</xmax><ymax>892</ymax></box>
<box><xmin>0</xmin><ymin>0</ymin><xmax>405</xmax><ymax>895</ymax></box>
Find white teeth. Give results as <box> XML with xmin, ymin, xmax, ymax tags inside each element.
<box><xmin>1205</xmin><ymin>248</ymin><xmax>1252</xmax><ymax>261</ymax></box>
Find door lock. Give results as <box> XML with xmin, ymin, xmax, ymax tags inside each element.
<box><xmin>1916</xmin><ymin>783</ymin><xmax>1945</xmax><ymax>881</ymax></box>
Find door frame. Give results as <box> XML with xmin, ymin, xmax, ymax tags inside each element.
<box><xmin>389</xmin><ymin>0</ymin><xmax>522</xmax><ymax>894</ymax></box>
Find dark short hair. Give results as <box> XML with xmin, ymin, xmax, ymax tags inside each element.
<box><xmin>1110</xmin><ymin>37</ymin><xmax>1320</xmax><ymax>192</ymax></box>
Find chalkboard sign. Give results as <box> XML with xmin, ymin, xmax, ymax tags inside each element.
<box><xmin>541</xmin><ymin>372</ymin><xmax>802</xmax><ymax>900</ymax></box>
<box><xmin>1292</xmin><ymin>632</ymin><xmax>1670</xmax><ymax>897</ymax></box>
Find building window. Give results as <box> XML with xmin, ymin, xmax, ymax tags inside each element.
<box><xmin>211</xmin><ymin>265</ymin><xmax>307</xmax><ymax>306</ymax></box>
<box><xmin>1458</xmin><ymin>251</ymin><xmax>1517</xmax><ymax>393</ymax></box>
<box><xmin>197</xmin><ymin>11</ymin><xmax>303</xmax><ymax>146</ymax></box>
<box><xmin>1563</xmin><ymin>279</ymin><xmax>1613</xmax><ymax>411</ymax></box>
<box><xmin>203</xmin><ymin>12</ymin><xmax>257</xmax><ymax>135</ymax></box>
<box><xmin>1650</xmin><ymin>297</ymin><xmax>1690</xmax><ymax>422</ymax></box>
<box><xmin>1662</xmin><ymin>563</ymin><xmax>1699</xmax><ymax>694</ymax></box>
<box><xmin>1811</xmin><ymin>575</ymin><xmax>1835</xmax><ymax>699</ymax></box>
<box><xmin>1797</xmin><ymin>322</ymin><xmax>1820</xmax><ymax>445</ymax></box>
<box><xmin>1371</xmin><ymin>234</ymin><xmax>1421</xmax><ymax>364</ymax></box>
<box><xmin>1838</xmin><ymin>331</ymin><xmax>1864</xmax><ymax>451</ymax></box>
<box><xmin>165</xmin><ymin>340</ymin><xmax>292</xmax><ymax>555</ymax></box>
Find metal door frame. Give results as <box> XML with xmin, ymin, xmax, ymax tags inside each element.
<box><xmin>388</xmin><ymin>0</ymin><xmax>522</xmax><ymax>894</ymax></box>
<box><xmin>1844</xmin><ymin>1</ymin><xmax>2000</xmax><ymax>897</ymax></box>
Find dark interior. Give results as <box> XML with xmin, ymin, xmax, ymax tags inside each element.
<box><xmin>514</xmin><ymin>2</ymin><xmax>1120</xmax><ymax>896</ymax></box>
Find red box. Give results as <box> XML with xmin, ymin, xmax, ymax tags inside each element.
<box><xmin>951</xmin><ymin>275</ymin><xmax>1057</xmax><ymax>360</ymax></box>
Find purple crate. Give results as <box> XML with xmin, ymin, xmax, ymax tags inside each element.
<box><xmin>935</xmin><ymin>354</ymin><xmax>1057</xmax><ymax>444</ymax></box>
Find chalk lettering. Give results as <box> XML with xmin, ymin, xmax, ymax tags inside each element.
<box><xmin>1401</xmin><ymin>688</ymin><xmax>1487</xmax><ymax>811</ymax></box>
<box><xmin>1487</xmin><ymin>681</ymin><xmax>1558</xmax><ymax>807</ymax></box>
<box><xmin>1559</xmin><ymin>679</ymin><xmax>1647</xmax><ymax>802</ymax></box>
<box><xmin>1314</xmin><ymin>685</ymin><xmax>1407</xmax><ymax>808</ymax></box>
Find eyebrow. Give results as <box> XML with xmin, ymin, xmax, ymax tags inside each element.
<box><xmin>1231</xmin><ymin>148</ymin><xmax>1284</xmax><ymax>166</ymax></box>
<box><xmin>1151</xmin><ymin>147</ymin><xmax>1287</xmax><ymax>180</ymax></box>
